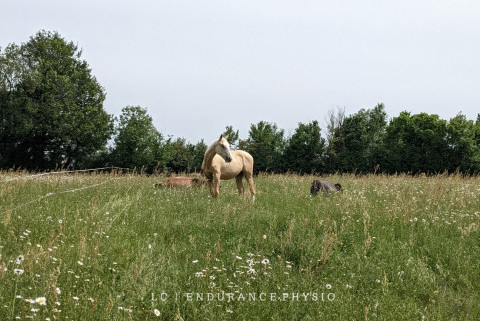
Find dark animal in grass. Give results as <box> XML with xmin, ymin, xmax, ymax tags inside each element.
<box><xmin>310</xmin><ymin>180</ymin><xmax>342</xmax><ymax>196</ymax></box>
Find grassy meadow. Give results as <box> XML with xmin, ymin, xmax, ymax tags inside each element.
<box><xmin>1</xmin><ymin>171</ymin><xmax>479</xmax><ymax>320</ymax></box>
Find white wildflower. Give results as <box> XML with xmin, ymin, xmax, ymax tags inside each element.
<box><xmin>14</xmin><ymin>269</ymin><xmax>24</xmax><ymax>275</ymax></box>
<box><xmin>35</xmin><ymin>297</ymin><xmax>47</xmax><ymax>305</ymax></box>
<box><xmin>15</xmin><ymin>255</ymin><xmax>24</xmax><ymax>264</ymax></box>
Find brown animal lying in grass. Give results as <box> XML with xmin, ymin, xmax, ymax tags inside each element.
<box><xmin>310</xmin><ymin>180</ymin><xmax>342</xmax><ymax>196</ymax></box>
<box><xmin>155</xmin><ymin>176</ymin><xmax>206</xmax><ymax>188</ymax></box>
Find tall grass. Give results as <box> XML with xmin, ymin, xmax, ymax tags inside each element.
<box><xmin>1</xmin><ymin>172</ymin><xmax>479</xmax><ymax>320</ymax></box>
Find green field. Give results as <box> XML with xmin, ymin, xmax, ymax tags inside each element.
<box><xmin>1</xmin><ymin>172</ymin><xmax>479</xmax><ymax>320</ymax></box>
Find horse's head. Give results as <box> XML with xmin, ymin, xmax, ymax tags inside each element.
<box><xmin>215</xmin><ymin>134</ymin><xmax>233</xmax><ymax>163</ymax></box>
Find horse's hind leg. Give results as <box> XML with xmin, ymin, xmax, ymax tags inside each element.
<box><xmin>244</xmin><ymin>172</ymin><xmax>256</xmax><ymax>201</ymax></box>
<box><xmin>213</xmin><ymin>173</ymin><xmax>221</xmax><ymax>197</ymax></box>
<box><xmin>235</xmin><ymin>172</ymin><xmax>244</xmax><ymax>194</ymax></box>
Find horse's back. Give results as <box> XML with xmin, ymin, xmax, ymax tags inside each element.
<box><xmin>210</xmin><ymin>150</ymin><xmax>253</xmax><ymax>179</ymax></box>
<box><xmin>232</xmin><ymin>150</ymin><xmax>253</xmax><ymax>164</ymax></box>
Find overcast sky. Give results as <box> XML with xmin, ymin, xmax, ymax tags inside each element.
<box><xmin>2</xmin><ymin>0</ymin><xmax>479</xmax><ymax>144</ymax></box>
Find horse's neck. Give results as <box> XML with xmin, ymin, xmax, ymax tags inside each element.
<box><xmin>202</xmin><ymin>144</ymin><xmax>217</xmax><ymax>171</ymax></box>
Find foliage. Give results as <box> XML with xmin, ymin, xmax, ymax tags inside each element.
<box><xmin>223</xmin><ymin>126</ymin><xmax>240</xmax><ymax>149</ymax></box>
<box><xmin>445</xmin><ymin>114</ymin><xmax>480</xmax><ymax>174</ymax></box>
<box><xmin>163</xmin><ymin>138</ymin><xmax>193</xmax><ymax>173</ymax></box>
<box><xmin>0</xmin><ymin>30</ymin><xmax>113</xmax><ymax>170</ymax></box>
<box><xmin>327</xmin><ymin>104</ymin><xmax>387</xmax><ymax>173</ymax></box>
<box><xmin>239</xmin><ymin>121</ymin><xmax>285</xmax><ymax>173</ymax></box>
<box><xmin>283</xmin><ymin>120</ymin><xmax>326</xmax><ymax>174</ymax></box>
<box><xmin>384</xmin><ymin>112</ymin><xmax>449</xmax><ymax>174</ymax></box>
<box><xmin>192</xmin><ymin>139</ymin><xmax>208</xmax><ymax>172</ymax></box>
<box><xmin>109</xmin><ymin>106</ymin><xmax>164</xmax><ymax>172</ymax></box>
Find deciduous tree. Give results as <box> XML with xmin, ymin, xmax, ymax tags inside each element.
<box><xmin>0</xmin><ymin>30</ymin><xmax>113</xmax><ymax>169</ymax></box>
<box><xmin>239</xmin><ymin>121</ymin><xmax>285</xmax><ymax>173</ymax></box>
<box><xmin>283</xmin><ymin>120</ymin><xmax>326</xmax><ymax>174</ymax></box>
<box><xmin>110</xmin><ymin>106</ymin><xmax>163</xmax><ymax>172</ymax></box>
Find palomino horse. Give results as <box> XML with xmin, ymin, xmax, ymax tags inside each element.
<box><xmin>155</xmin><ymin>176</ymin><xmax>206</xmax><ymax>188</ymax></box>
<box><xmin>201</xmin><ymin>135</ymin><xmax>256</xmax><ymax>201</ymax></box>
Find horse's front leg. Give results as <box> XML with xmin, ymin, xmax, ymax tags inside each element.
<box><xmin>212</xmin><ymin>173</ymin><xmax>221</xmax><ymax>197</ymax></box>
<box><xmin>206</xmin><ymin>179</ymin><xmax>213</xmax><ymax>196</ymax></box>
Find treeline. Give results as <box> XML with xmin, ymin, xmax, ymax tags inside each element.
<box><xmin>2</xmin><ymin>31</ymin><xmax>480</xmax><ymax>175</ymax></box>
<box><xmin>237</xmin><ymin>106</ymin><xmax>480</xmax><ymax>175</ymax></box>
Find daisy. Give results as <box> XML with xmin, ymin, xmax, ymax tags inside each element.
<box><xmin>14</xmin><ymin>269</ymin><xmax>24</xmax><ymax>275</ymax></box>
<box><xmin>154</xmin><ymin>309</ymin><xmax>161</xmax><ymax>316</ymax></box>
<box><xmin>15</xmin><ymin>255</ymin><xmax>24</xmax><ymax>265</ymax></box>
<box><xmin>35</xmin><ymin>297</ymin><xmax>47</xmax><ymax>305</ymax></box>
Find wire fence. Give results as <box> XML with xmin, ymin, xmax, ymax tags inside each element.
<box><xmin>0</xmin><ymin>167</ymin><xmax>134</xmax><ymax>216</ymax></box>
<box><xmin>1</xmin><ymin>166</ymin><xmax>134</xmax><ymax>182</ymax></box>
